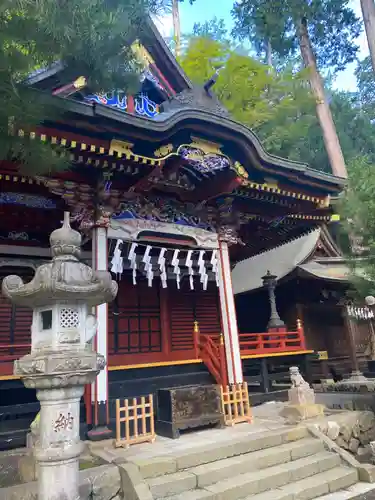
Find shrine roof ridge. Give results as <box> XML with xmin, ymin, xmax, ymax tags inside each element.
<box><xmin>56</xmin><ymin>94</ymin><xmax>345</xmax><ymax>193</ymax></box>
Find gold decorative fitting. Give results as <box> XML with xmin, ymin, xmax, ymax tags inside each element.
<box><xmin>297</xmin><ymin>318</ymin><xmax>302</xmax><ymax>329</ymax></box>
<box><xmin>190</xmin><ymin>136</ymin><xmax>222</xmax><ymax>155</ymax></box>
<box><xmin>193</xmin><ymin>320</ymin><xmax>199</xmax><ymax>333</ymax></box>
<box><xmin>233</xmin><ymin>161</ymin><xmax>249</xmax><ymax>179</ymax></box>
<box><xmin>219</xmin><ymin>333</ymin><xmax>224</xmax><ymax>345</ymax></box>
<box><xmin>154</xmin><ymin>144</ymin><xmax>173</xmax><ymax>157</ymax></box>
<box><xmin>73</xmin><ymin>76</ymin><xmax>87</xmax><ymax>89</ymax></box>
<box><xmin>109</xmin><ymin>139</ymin><xmax>133</xmax><ymax>157</ymax></box>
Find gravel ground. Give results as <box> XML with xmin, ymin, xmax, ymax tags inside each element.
<box><xmin>352</xmin><ymin>494</ymin><xmax>375</xmax><ymax>499</ymax></box>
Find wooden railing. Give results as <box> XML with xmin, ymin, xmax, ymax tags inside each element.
<box><xmin>193</xmin><ymin>321</ymin><xmax>228</xmax><ymax>386</ymax></box>
<box><xmin>239</xmin><ymin>321</ymin><xmax>306</xmax><ymax>356</ymax></box>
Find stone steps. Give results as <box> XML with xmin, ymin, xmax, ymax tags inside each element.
<box><xmin>141</xmin><ymin>429</ymin><xmax>360</xmax><ymax>500</ymax></box>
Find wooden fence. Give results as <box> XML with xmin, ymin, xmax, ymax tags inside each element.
<box><xmin>220</xmin><ymin>382</ymin><xmax>252</xmax><ymax>426</ymax></box>
<box><xmin>115</xmin><ymin>394</ymin><xmax>156</xmax><ymax>448</ymax></box>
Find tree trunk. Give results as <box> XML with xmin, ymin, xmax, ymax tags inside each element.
<box><xmin>172</xmin><ymin>0</ymin><xmax>181</xmax><ymax>58</ymax></box>
<box><xmin>298</xmin><ymin>18</ymin><xmax>347</xmax><ymax>179</ymax></box>
<box><xmin>361</xmin><ymin>0</ymin><xmax>375</xmax><ymax>75</ymax></box>
<box><xmin>265</xmin><ymin>39</ymin><xmax>273</xmax><ymax>67</ymax></box>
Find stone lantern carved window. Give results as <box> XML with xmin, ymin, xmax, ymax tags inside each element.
<box><xmin>40</xmin><ymin>310</ymin><xmax>52</xmax><ymax>330</ymax></box>
<box><xmin>60</xmin><ymin>308</ymin><xmax>79</xmax><ymax>328</ymax></box>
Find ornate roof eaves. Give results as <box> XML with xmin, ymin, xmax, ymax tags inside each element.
<box><xmin>57</xmin><ymin>96</ymin><xmax>346</xmax><ymax>193</ymax></box>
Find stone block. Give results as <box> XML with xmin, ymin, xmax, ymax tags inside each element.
<box><xmin>18</xmin><ymin>454</ymin><xmax>38</xmax><ymax>483</ymax></box>
<box><xmin>359</xmin><ymin>411</ymin><xmax>375</xmax><ymax>432</ymax></box>
<box><xmin>147</xmin><ymin>471</ymin><xmax>196</xmax><ymax>498</ymax></box>
<box><xmin>288</xmin><ymin>386</ymin><xmax>316</xmax><ymax>406</ymax></box>
<box><xmin>280</xmin><ymin>404</ymin><xmax>324</xmax><ymax>424</ymax></box>
<box><xmin>328</xmin><ymin>467</ymin><xmax>358</xmax><ymax>492</ymax></box>
<box><xmin>117</xmin><ymin>462</ymin><xmax>153</xmax><ymax>500</ymax></box>
<box><xmin>356</xmin><ymin>445</ymin><xmax>372</xmax><ymax>463</ymax></box>
<box><xmin>282</xmin><ymin>427</ymin><xmax>309</xmax><ymax>442</ymax></box>
<box><xmin>326</xmin><ymin>421</ymin><xmax>340</xmax><ymax>441</ymax></box>
<box><xmin>353</xmin><ymin>422</ymin><xmax>361</xmax><ymax>438</ymax></box>
<box><xmin>340</xmin><ymin>423</ymin><xmax>352</xmax><ymax>442</ymax></box>
<box><xmin>358</xmin><ymin>464</ymin><xmax>375</xmax><ymax>482</ymax></box>
<box><xmin>86</xmin><ymin>464</ymin><xmax>121</xmax><ymax>500</ymax></box>
<box><xmin>130</xmin><ymin>456</ymin><xmax>177</xmax><ymax>479</ymax></box>
<box><xmin>349</xmin><ymin>438</ymin><xmax>360</xmax><ymax>454</ymax></box>
<box><xmin>336</xmin><ymin>436</ymin><xmax>350</xmax><ymax>450</ymax></box>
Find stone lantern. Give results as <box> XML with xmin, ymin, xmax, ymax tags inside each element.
<box><xmin>2</xmin><ymin>212</ymin><xmax>117</xmax><ymax>500</ymax></box>
<box><xmin>262</xmin><ymin>270</ymin><xmax>285</xmax><ymax>329</ymax></box>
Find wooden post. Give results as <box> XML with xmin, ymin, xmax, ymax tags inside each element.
<box><xmin>297</xmin><ymin>318</ymin><xmax>306</xmax><ymax>350</ymax></box>
<box><xmin>343</xmin><ymin>306</ymin><xmax>361</xmax><ymax>375</ymax></box>
<box><xmin>260</xmin><ymin>358</ymin><xmax>270</xmax><ymax>393</ymax></box>
<box><xmin>219</xmin><ymin>333</ymin><xmax>228</xmax><ymax>387</ymax></box>
<box><xmin>193</xmin><ymin>320</ymin><xmax>200</xmax><ymax>359</ymax></box>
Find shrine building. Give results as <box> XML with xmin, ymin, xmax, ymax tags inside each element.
<box><xmin>0</xmin><ymin>19</ymin><xmax>345</xmax><ymax>446</ymax></box>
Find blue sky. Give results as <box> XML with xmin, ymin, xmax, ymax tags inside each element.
<box><xmin>155</xmin><ymin>0</ymin><xmax>369</xmax><ymax>92</ymax></box>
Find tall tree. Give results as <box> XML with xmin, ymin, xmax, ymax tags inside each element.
<box><xmin>1</xmin><ymin>0</ymin><xmax>165</xmax><ymax>174</ymax></box>
<box><xmin>192</xmin><ymin>17</ymin><xmax>228</xmax><ymax>44</ymax></box>
<box><xmin>356</xmin><ymin>56</ymin><xmax>375</xmax><ymax>118</ymax></box>
<box><xmin>232</xmin><ymin>0</ymin><xmax>362</xmax><ymax>179</ymax></box>
<box><xmin>180</xmin><ymin>37</ymin><xmax>313</xmax><ymax>131</ymax></box>
<box><xmin>165</xmin><ymin>0</ymin><xmax>195</xmax><ymax>56</ymax></box>
<box><xmin>361</xmin><ymin>0</ymin><xmax>375</xmax><ymax>75</ymax></box>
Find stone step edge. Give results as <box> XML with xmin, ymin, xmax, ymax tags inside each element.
<box><xmin>242</xmin><ymin>466</ymin><xmax>359</xmax><ymax>500</ymax></box>
<box><xmin>147</xmin><ymin>438</ymin><xmax>324</xmax><ymax>491</ymax></box>
<box><xmin>202</xmin><ymin>451</ymin><xmax>340</xmax><ymax>497</ymax></box>
<box><xmin>307</xmin><ymin>424</ymin><xmax>375</xmax><ymax>484</ymax></box>
<box><xmin>160</xmin><ymin>464</ymin><xmax>355</xmax><ymax>500</ymax></box>
<box><xmin>152</xmin><ymin>451</ymin><xmax>340</xmax><ymax>500</ymax></box>
<box><xmin>123</xmin><ymin>426</ymin><xmax>309</xmax><ymax>479</ymax></box>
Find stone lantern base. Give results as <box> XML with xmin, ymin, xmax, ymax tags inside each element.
<box><xmin>15</xmin><ymin>349</ymin><xmax>104</xmax><ymax>500</ymax></box>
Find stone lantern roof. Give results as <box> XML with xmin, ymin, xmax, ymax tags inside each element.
<box><xmin>2</xmin><ymin>212</ymin><xmax>118</xmax><ymax>308</ymax></box>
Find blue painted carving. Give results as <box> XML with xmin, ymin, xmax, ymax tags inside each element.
<box><xmin>135</xmin><ymin>94</ymin><xmax>159</xmax><ymax>118</ymax></box>
<box><xmin>84</xmin><ymin>91</ymin><xmax>159</xmax><ymax>118</ymax></box>
<box><xmin>85</xmin><ymin>91</ymin><xmax>127</xmax><ymax>111</ymax></box>
<box><xmin>0</xmin><ymin>193</ymin><xmax>56</xmax><ymax>209</ymax></box>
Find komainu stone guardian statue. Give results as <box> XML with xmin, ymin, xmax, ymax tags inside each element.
<box><xmin>2</xmin><ymin>212</ymin><xmax>117</xmax><ymax>500</ymax></box>
<box><xmin>280</xmin><ymin>366</ymin><xmax>324</xmax><ymax>424</ymax></box>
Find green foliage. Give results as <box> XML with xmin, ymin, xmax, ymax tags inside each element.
<box><xmin>355</xmin><ymin>56</ymin><xmax>375</xmax><ymax>119</ymax></box>
<box><xmin>179</xmin><ymin>37</ymin><xmax>314</xmax><ymax>131</ymax></box>
<box><xmin>232</xmin><ymin>0</ymin><xmax>362</xmax><ymax>73</ymax></box>
<box><xmin>180</xmin><ymin>36</ymin><xmax>375</xmax><ymax>176</ymax></box>
<box><xmin>0</xmin><ymin>0</ymin><xmax>166</xmax><ymax>174</ymax></box>
<box><xmin>193</xmin><ymin>17</ymin><xmax>229</xmax><ymax>43</ymax></box>
<box><xmin>338</xmin><ymin>156</ymin><xmax>375</xmax><ymax>297</ymax></box>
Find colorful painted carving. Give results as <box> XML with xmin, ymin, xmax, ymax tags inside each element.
<box><xmin>0</xmin><ymin>193</ymin><xmax>56</xmax><ymax>209</ymax></box>
<box><xmin>178</xmin><ymin>146</ymin><xmax>230</xmax><ymax>175</ymax></box>
<box><xmin>84</xmin><ymin>92</ymin><xmax>159</xmax><ymax>118</ymax></box>
<box><xmin>112</xmin><ymin>195</ymin><xmax>216</xmax><ymax>231</ymax></box>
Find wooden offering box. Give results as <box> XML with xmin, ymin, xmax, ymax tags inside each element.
<box><xmin>156</xmin><ymin>384</ymin><xmax>225</xmax><ymax>439</ymax></box>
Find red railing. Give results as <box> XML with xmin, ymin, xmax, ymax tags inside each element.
<box><xmin>239</xmin><ymin>322</ymin><xmax>306</xmax><ymax>356</ymax></box>
<box><xmin>193</xmin><ymin>322</ymin><xmax>228</xmax><ymax>386</ymax></box>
